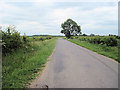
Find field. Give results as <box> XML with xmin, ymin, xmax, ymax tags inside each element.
<box><xmin>1</xmin><ymin>26</ymin><xmax>119</xmax><ymax>88</ymax></box>
<box><xmin>67</xmin><ymin>36</ymin><xmax>119</xmax><ymax>62</ymax></box>
<box><xmin>2</xmin><ymin>28</ymin><xmax>58</xmax><ymax>88</ymax></box>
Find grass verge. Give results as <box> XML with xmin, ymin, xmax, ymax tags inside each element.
<box><xmin>2</xmin><ymin>38</ymin><xmax>57</xmax><ymax>88</ymax></box>
<box><xmin>68</xmin><ymin>39</ymin><xmax>119</xmax><ymax>62</ymax></box>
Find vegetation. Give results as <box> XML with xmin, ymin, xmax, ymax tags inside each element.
<box><xmin>71</xmin><ymin>36</ymin><xmax>118</xmax><ymax>46</ymax></box>
<box><xmin>2</xmin><ymin>26</ymin><xmax>30</xmax><ymax>54</ymax></box>
<box><xmin>1</xmin><ymin>24</ymin><xmax>119</xmax><ymax>88</ymax></box>
<box><xmin>61</xmin><ymin>18</ymin><xmax>81</xmax><ymax>39</ymax></box>
<box><xmin>29</xmin><ymin>35</ymin><xmax>52</xmax><ymax>42</ymax></box>
<box><xmin>67</xmin><ymin>35</ymin><xmax>119</xmax><ymax>62</ymax></box>
<box><xmin>2</xmin><ymin>26</ymin><xmax>57</xmax><ymax>88</ymax></box>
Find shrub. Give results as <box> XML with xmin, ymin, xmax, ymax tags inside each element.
<box><xmin>2</xmin><ymin>26</ymin><xmax>30</xmax><ymax>54</ymax></box>
<box><xmin>76</xmin><ymin>36</ymin><xmax>118</xmax><ymax>47</ymax></box>
<box><xmin>39</xmin><ymin>38</ymin><xmax>43</xmax><ymax>41</ymax></box>
<box><xmin>103</xmin><ymin>36</ymin><xmax>117</xmax><ymax>46</ymax></box>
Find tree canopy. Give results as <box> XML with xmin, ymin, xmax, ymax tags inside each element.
<box><xmin>61</xmin><ymin>18</ymin><xmax>81</xmax><ymax>38</ymax></box>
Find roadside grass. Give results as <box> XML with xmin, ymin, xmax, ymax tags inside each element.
<box><xmin>2</xmin><ymin>38</ymin><xmax>57</xmax><ymax>88</ymax></box>
<box><xmin>68</xmin><ymin>39</ymin><xmax>119</xmax><ymax>62</ymax></box>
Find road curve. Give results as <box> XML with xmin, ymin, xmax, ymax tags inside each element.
<box><xmin>29</xmin><ymin>38</ymin><xmax>118</xmax><ymax>88</ymax></box>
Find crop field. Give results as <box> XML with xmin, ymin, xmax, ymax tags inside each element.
<box><xmin>68</xmin><ymin>35</ymin><xmax>120</xmax><ymax>62</ymax></box>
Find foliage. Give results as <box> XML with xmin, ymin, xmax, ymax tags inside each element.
<box><xmin>2</xmin><ymin>26</ymin><xmax>53</xmax><ymax>55</ymax></box>
<box><xmin>61</xmin><ymin>18</ymin><xmax>81</xmax><ymax>38</ymax></box>
<box><xmin>2</xmin><ymin>26</ymin><xmax>30</xmax><ymax>54</ymax></box>
<box><xmin>2</xmin><ymin>25</ymin><xmax>57</xmax><ymax>88</ymax></box>
<box><xmin>73</xmin><ymin>36</ymin><xmax>118</xmax><ymax>46</ymax></box>
<box><xmin>2</xmin><ymin>38</ymin><xmax>57</xmax><ymax>88</ymax></box>
<box><xmin>29</xmin><ymin>36</ymin><xmax>52</xmax><ymax>41</ymax></box>
<box><xmin>82</xmin><ymin>34</ymin><xmax>88</xmax><ymax>36</ymax></box>
<box><xmin>90</xmin><ymin>33</ymin><xmax>95</xmax><ymax>36</ymax></box>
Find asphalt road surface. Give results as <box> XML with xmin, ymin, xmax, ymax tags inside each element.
<box><xmin>29</xmin><ymin>38</ymin><xmax>118</xmax><ymax>88</ymax></box>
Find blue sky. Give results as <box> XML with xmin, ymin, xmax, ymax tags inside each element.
<box><xmin>0</xmin><ymin>0</ymin><xmax>119</xmax><ymax>35</ymax></box>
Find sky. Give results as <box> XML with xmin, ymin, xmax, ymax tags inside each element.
<box><xmin>0</xmin><ymin>0</ymin><xmax>119</xmax><ymax>36</ymax></box>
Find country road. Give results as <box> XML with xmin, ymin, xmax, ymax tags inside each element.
<box><xmin>29</xmin><ymin>38</ymin><xmax>118</xmax><ymax>88</ymax></box>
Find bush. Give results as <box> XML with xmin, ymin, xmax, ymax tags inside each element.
<box><xmin>39</xmin><ymin>38</ymin><xmax>43</xmax><ymax>41</ymax></box>
<box><xmin>2</xmin><ymin>26</ymin><xmax>30</xmax><ymax>54</ymax></box>
<box><xmin>102</xmin><ymin>36</ymin><xmax>117</xmax><ymax>46</ymax></box>
<box><xmin>46</xmin><ymin>37</ymin><xmax>52</xmax><ymax>40</ymax></box>
<box><xmin>74</xmin><ymin>36</ymin><xmax>118</xmax><ymax>47</ymax></box>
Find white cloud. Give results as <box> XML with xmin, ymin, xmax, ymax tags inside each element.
<box><xmin>1</xmin><ymin>0</ymin><xmax>119</xmax><ymax>2</ymax></box>
<box><xmin>33</xmin><ymin>1</ymin><xmax>54</xmax><ymax>7</ymax></box>
<box><xmin>49</xmin><ymin>5</ymin><xmax>117</xmax><ymax>26</ymax></box>
<box><xmin>0</xmin><ymin>1</ymin><xmax>23</xmax><ymax>24</ymax></box>
<box><xmin>49</xmin><ymin>7</ymin><xmax>80</xmax><ymax>25</ymax></box>
<box><xmin>17</xmin><ymin>21</ymin><xmax>46</xmax><ymax>34</ymax></box>
<box><xmin>80</xmin><ymin>6</ymin><xmax>117</xmax><ymax>34</ymax></box>
<box><xmin>0</xmin><ymin>1</ymin><xmax>21</xmax><ymax>12</ymax></box>
<box><xmin>0</xmin><ymin>1</ymin><xmax>118</xmax><ymax>35</ymax></box>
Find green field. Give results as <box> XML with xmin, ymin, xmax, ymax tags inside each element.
<box><xmin>2</xmin><ymin>37</ymin><xmax>57</xmax><ymax>88</ymax></box>
<box><xmin>1</xmin><ymin>26</ymin><xmax>120</xmax><ymax>88</ymax></box>
<box><xmin>68</xmin><ymin>38</ymin><xmax>119</xmax><ymax>63</ymax></box>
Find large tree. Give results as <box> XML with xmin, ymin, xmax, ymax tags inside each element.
<box><xmin>61</xmin><ymin>18</ymin><xmax>81</xmax><ymax>38</ymax></box>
